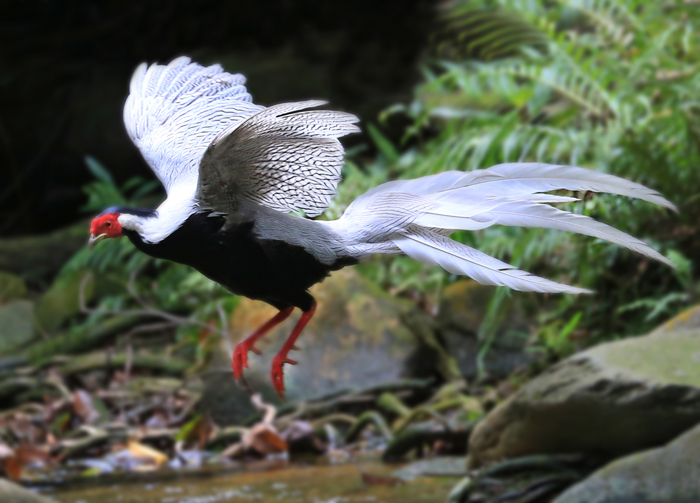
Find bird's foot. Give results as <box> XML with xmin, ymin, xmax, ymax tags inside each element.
<box><xmin>232</xmin><ymin>340</ymin><xmax>262</xmax><ymax>380</ymax></box>
<box><xmin>271</xmin><ymin>353</ymin><xmax>297</xmax><ymax>398</ymax></box>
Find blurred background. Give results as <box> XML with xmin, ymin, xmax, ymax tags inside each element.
<box><xmin>1</xmin><ymin>1</ymin><xmax>699</xmax><ymax>502</ymax></box>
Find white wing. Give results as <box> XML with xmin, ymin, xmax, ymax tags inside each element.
<box><xmin>123</xmin><ymin>56</ymin><xmax>263</xmax><ymax>195</ymax></box>
<box><xmin>197</xmin><ymin>101</ymin><xmax>360</xmax><ymax>217</ymax></box>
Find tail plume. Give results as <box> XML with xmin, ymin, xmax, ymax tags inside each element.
<box><xmin>325</xmin><ymin>163</ymin><xmax>674</xmax><ymax>294</ymax></box>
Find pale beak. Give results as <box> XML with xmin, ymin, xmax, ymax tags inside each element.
<box><xmin>88</xmin><ymin>233</ymin><xmax>107</xmax><ymax>250</ymax></box>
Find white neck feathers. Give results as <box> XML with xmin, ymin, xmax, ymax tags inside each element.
<box><xmin>119</xmin><ymin>185</ymin><xmax>197</xmax><ymax>244</ymax></box>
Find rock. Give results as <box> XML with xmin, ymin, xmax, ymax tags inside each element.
<box><xmin>652</xmin><ymin>304</ymin><xmax>700</xmax><ymax>335</ymax></box>
<box><xmin>0</xmin><ymin>478</ymin><xmax>58</xmax><ymax>503</ymax></box>
<box><xmin>0</xmin><ymin>221</ymin><xmax>89</xmax><ymax>287</ymax></box>
<box><xmin>437</xmin><ymin>280</ymin><xmax>533</xmax><ymax>380</ymax></box>
<box><xmin>0</xmin><ymin>300</ymin><xmax>35</xmax><ymax>355</ymax></box>
<box><xmin>554</xmin><ymin>422</ymin><xmax>700</xmax><ymax>503</ymax></box>
<box><xmin>0</xmin><ymin>271</ymin><xmax>27</xmax><ymax>303</ymax></box>
<box><xmin>393</xmin><ymin>456</ymin><xmax>466</xmax><ymax>481</ymax></box>
<box><xmin>201</xmin><ymin>268</ymin><xmax>429</xmax><ymax>421</ymax></box>
<box><xmin>35</xmin><ymin>270</ymin><xmax>94</xmax><ymax>333</ymax></box>
<box><xmin>467</xmin><ymin>329</ymin><xmax>700</xmax><ymax>468</ymax></box>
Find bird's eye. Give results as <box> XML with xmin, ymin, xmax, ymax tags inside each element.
<box><xmin>105</xmin><ymin>221</ymin><xmax>111</xmax><ymax>227</ymax></box>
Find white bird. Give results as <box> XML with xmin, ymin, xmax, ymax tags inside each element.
<box><xmin>87</xmin><ymin>56</ymin><xmax>676</xmax><ymax>396</ymax></box>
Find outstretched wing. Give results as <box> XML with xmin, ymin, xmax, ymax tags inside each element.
<box><xmin>196</xmin><ymin>101</ymin><xmax>360</xmax><ymax>217</ymax></box>
<box><xmin>124</xmin><ymin>57</ymin><xmax>263</xmax><ymax>195</ymax></box>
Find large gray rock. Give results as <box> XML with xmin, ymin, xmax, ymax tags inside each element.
<box><xmin>652</xmin><ymin>304</ymin><xmax>700</xmax><ymax>335</ymax></box>
<box><xmin>0</xmin><ymin>300</ymin><xmax>35</xmax><ymax>355</ymax></box>
<box><xmin>554</xmin><ymin>422</ymin><xmax>700</xmax><ymax>503</ymax></box>
<box><xmin>0</xmin><ymin>478</ymin><xmax>58</xmax><ymax>503</ymax></box>
<box><xmin>468</xmin><ymin>328</ymin><xmax>700</xmax><ymax>468</ymax></box>
<box><xmin>35</xmin><ymin>270</ymin><xmax>94</xmax><ymax>333</ymax></box>
<box><xmin>0</xmin><ymin>271</ymin><xmax>27</xmax><ymax>303</ymax></box>
<box><xmin>0</xmin><ymin>221</ymin><xmax>88</xmax><ymax>286</ymax></box>
<box><xmin>201</xmin><ymin>268</ymin><xmax>431</xmax><ymax>423</ymax></box>
<box><xmin>437</xmin><ymin>280</ymin><xmax>533</xmax><ymax>380</ymax></box>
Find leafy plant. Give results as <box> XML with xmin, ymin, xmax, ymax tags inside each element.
<box><xmin>347</xmin><ymin>0</ymin><xmax>700</xmax><ymax>360</ymax></box>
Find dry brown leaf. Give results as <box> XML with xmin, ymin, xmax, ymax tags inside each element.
<box><xmin>126</xmin><ymin>440</ymin><xmax>168</xmax><ymax>467</ymax></box>
<box><xmin>243</xmin><ymin>424</ymin><xmax>288</xmax><ymax>455</ymax></box>
<box><xmin>2</xmin><ymin>444</ymin><xmax>51</xmax><ymax>480</ymax></box>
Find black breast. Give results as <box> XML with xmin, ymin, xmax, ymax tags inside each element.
<box><xmin>124</xmin><ymin>212</ymin><xmax>355</xmax><ymax>311</ymax></box>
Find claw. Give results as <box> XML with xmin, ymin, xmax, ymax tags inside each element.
<box><xmin>232</xmin><ymin>341</ymin><xmax>261</xmax><ymax>380</ymax></box>
<box><xmin>269</xmin><ymin>301</ymin><xmax>317</xmax><ymax>398</ymax></box>
<box><xmin>271</xmin><ymin>354</ymin><xmax>292</xmax><ymax>397</ymax></box>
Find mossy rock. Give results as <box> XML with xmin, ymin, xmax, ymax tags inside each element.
<box><xmin>0</xmin><ymin>300</ymin><xmax>36</xmax><ymax>355</ymax></box>
<box><xmin>554</xmin><ymin>423</ymin><xmax>700</xmax><ymax>503</ymax></box>
<box><xmin>0</xmin><ymin>478</ymin><xmax>58</xmax><ymax>502</ymax></box>
<box><xmin>0</xmin><ymin>271</ymin><xmax>27</xmax><ymax>303</ymax></box>
<box><xmin>0</xmin><ymin>221</ymin><xmax>89</xmax><ymax>286</ymax></box>
<box><xmin>437</xmin><ymin>280</ymin><xmax>533</xmax><ymax>380</ymax></box>
<box><xmin>468</xmin><ymin>329</ymin><xmax>700</xmax><ymax>468</ymax></box>
<box><xmin>35</xmin><ymin>269</ymin><xmax>94</xmax><ymax>333</ymax></box>
<box><xmin>651</xmin><ymin>304</ymin><xmax>700</xmax><ymax>335</ymax></box>
<box><xmin>211</xmin><ymin>268</ymin><xmax>428</xmax><ymax>409</ymax></box>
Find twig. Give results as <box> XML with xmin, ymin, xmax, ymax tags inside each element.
<box><xmin>251</xmin><ymin>393</ymin><xmax>277</xmax><ymax>427</ymax></box>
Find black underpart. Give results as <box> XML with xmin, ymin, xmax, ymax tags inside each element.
<box><xmin>123</xmin><ymin>211</ymin><xmax>356</xmax><ymax>312</ymax></box>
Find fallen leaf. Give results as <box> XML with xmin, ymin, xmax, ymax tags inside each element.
<box><xmin>126</xmin><ymin>440</ymin><xmax>168</xmax><ymax>467</ymax></box>
<box><xmin>243</xmin><ymin>424</ymin><xmax>288</xmax><ymax>455</ymax></box>
<box><xmin>2</xmin><ymin>444</ymin><xmax>51</xmax><ymax>480</ymax></box>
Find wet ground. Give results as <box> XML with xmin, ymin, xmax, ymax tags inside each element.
<box><xmin>44</xmin><ymin>460</ymin><xmax>459</xmax><ymax>503</ymax></box>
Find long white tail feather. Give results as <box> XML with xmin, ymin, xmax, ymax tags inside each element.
<box><xmin>418</xmin><ymin>201</ymin><xmax>673</xmax><ymax>267</ymax></box>
<box><xmin>433</xmin><ymin>163</ymin><xmax>676</xmax><ymax>211</ymax></box>
<box><xmin>392</xmin><ymin>228</ymin><xmax>592</xmax><ymax>294</ymax></box>
<box><xmin>326</xmin><ymin>162</ymin><xmax>674</xmax><ymax>294</ymax></box>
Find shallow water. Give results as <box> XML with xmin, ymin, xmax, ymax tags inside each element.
<box><xmin>46</xmin><ymin>460</ymin><xmax>458</xmax><ymax>503</ymax></box>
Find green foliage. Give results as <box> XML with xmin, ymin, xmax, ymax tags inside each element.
<box><xmin>343</xmin><ymin>0</ymin><xmax>700</xmax><ymax>359</ymax></box>
<box><xmin>81</xmin><ymin>155</ymin><xmax>160</xmax><ymax>214</ymax></box>
<box><xmin>57</xmin><ymin>160</ymin><xmax>233</xmax><ymax>365</ymax></box>
<box><xmin>61</xmin><ymin>2</ymin><xmax>700</xmax><ymax>371</ymax></box>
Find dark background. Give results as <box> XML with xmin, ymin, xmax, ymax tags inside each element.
<box><xmin>0</xmin><ymin>0</ymin><xmax>435</xmax><ymax>236</ymax></box>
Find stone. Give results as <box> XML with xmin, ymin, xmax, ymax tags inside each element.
<box><xmin>0</xmin><ymin>300</ymin><xmax>35</xmax><ymax>355</ymax></box>
<box><xmin>35</xmin><ymin>269</ymin><xmax>94</xmax><ymax>333</ymax></box>
<box><xmin>467</xmin><ymin>329</ymin><xmax>700</xmax><ymax>468</ymax></box>
<box><xmin>437</xmin><ymin>280</ymin><xmax>533</xmax><ymax>380</ymax></box>
<box><xmin>0</xmin><ymin>271</ymin><xmax>27</xmax><ymax>303</ymax></box>
<box><xmin>0</xmin><ymin>478</ymin><xmax>58</xmax><ymax>503</ymax></box>
<box><xmin>201</xmin><ymin>268</ymin><xmax>429</xmax><ymax>422</ymax></box>
<box><xmin>554</xmin><ymin>423</ymin><xmax>700</xmax><ymax>503</ymax></box>
<box><xmin>651</xmin><ymin>303</ymin><xmax>700</xmax><ymax>335</ymax></box>
<box><xmin>0</xmin><ymin>221</ymin><xmax>89</xmax><ymax>286</ymax></box>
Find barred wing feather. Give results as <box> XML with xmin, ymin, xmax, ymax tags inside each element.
<box><xmin>197</xmin><ymin>101</ymin><xmax>360</xmax><ymax>217</ymax></box>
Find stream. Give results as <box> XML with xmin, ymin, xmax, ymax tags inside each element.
<box><xmin>42</xmin><ymin>459</ymin><xmax>459</xmax><ymax>503</ymax></box>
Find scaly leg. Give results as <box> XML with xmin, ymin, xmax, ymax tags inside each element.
<box><xmin>271</xmin><ymin>301</ymin><xmax>317</xmax><ymax>398</ymax></box>
<box><xmin>232</xmin><ymin>306</ymin><xmax>294</xmax><ymax>380</ymax></box>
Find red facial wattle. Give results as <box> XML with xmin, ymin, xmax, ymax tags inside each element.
<box><xmin>88</xmin><ymin>213</ymin><xmax>123</xmax><ymax>249</ymax></box>
<box><xmin>90</xmin><ymin>214</ymin><xmax>122</xmax><ymax>238</ymax></box>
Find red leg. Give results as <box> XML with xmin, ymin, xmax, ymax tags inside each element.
<box><xmin>271</xmin><ymin>301</ymin><xmax>317</xmax><ymax>398</ymax></box>
<box><xmin>232</xmin><ymin>306</ymin><xmax>294</xmax><ymax>380</ymax></box>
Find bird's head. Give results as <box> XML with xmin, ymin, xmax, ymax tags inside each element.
<box><xmin>88</xmin><ymin>212</ymin><xmax>123</xmax><ymax>249</ymax></box>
